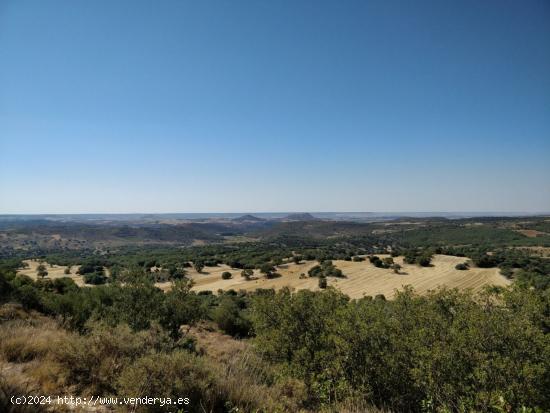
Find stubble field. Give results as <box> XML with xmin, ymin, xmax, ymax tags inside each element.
<box><xmin>163</xmin><ymin>254</ymin><xmax>511</xmax><ymax>299</ymax></box>
<box><xmin>17</xmin><ymin>255</ymin><xmax>511</xmax><ymax>299</ymax></box>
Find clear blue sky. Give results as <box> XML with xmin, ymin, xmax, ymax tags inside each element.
<box><xmin>1</xmin><ymin>0</ymin><xmax>549</xmax><ymax>213</ymax></box>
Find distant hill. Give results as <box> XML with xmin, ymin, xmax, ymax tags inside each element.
<box><xmin>283</xmin><ymin>213</ymin><xmax>319</xmax><ymax>221</ymax></box>
<box><xmin>232</xmin><ymin>214</ymin><xmax>266</xmax><ymax>223</ymax></box>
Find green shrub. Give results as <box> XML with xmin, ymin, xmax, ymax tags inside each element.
<box><xmin>211</xmin><ymin>296</ymin><xmax>251</xmax><ymax>337</ymax></box>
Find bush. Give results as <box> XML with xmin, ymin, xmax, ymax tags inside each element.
<box><xmin>0</xmin><ymin>318</ymin><xmax>67</xmax><ymax>363</ymax></box>
<box><xmin>116</xmin><ymin>351</ymin><xmax>221</xmax><ymax>413</ymax></box>
<box><xmin>221</xmin><ymin>271</ymin><xmax>232</xmax><ymax>280</ymax></box>
<box><xmin>318</xmin><ymin>276</ymin><xmax>327</xmax><ymax>289</ymax></box>
<box><xmin>455</xmin><ymin>263</ymin><xmax>469</xmax><ymax>270</ymax></box>
<box><xmin>250</xmin><ymin>287</ymin><xmax>550</xmax><ymax>411</ymax></box>
<box><xmin>211</xmin><ymin>296</ymin><xmax>251</xmax><ymax>337</ymax></box>
<box><xmin>161</xmin><ymin>280</ymin><xmax>207</xmax><ymax>339</ymax></box>
<box><xmin>83</xmin><ymin>272</ymin><xmax>107</xmax><ymax>285</ymax></box>
<box><xmin>54</xmin><ymin>322</ymin><xmax>172</xmax><ymax>394</ymax></box>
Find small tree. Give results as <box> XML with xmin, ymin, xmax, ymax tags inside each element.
<box><xmin>292</xmin><ymin>255</ymin><xmax>303</xmax><ymax>265</ymax></box>
<box><xmin>418</xmin><ymin>254</ymin><xmax>432</xmax><ymax>267</ymax></box>
<box><xmin>383</xmin><ymin>257</ymin><xmax>394</xmax><ymax>267</ymax></box>
<box><xmin>36</xmin><ymin>263</ymin><xmax>48</xmax><ymax>279</ymax></box>
<box><xmin>241</xmin><ymin>269</ymin><xmax>254</xmax><ymax>280</ymax></box>
<box><xmin>308</xmin><ymin>265</ymin><xmax>322</xmax><ymax>277</ymax></box>
<box><xmin>193</xmin><ymin>261</ymin><xmax>205</xmax><ymax>273</ymax></box>
<box><xmin>221</xmin><ymin>271</ymin><xmax>232</xmax><ymax>280</ymax></box>
<box><xmin>64</xmin><ymin>266</ymin><xmax>71</xmax><ymax>275</ymax></box>
<box><xmin>392</xmin><ymin>263</ymin><xmax>402</xmax><ymax>274</ymax></box>
<box><xmin>318</xmin><ymin>276</ymin><xmax>327</xmax><ymax>289</ymax></box>
<box><xmin>260</xmin><ymin>263</ymin><xmax>275</xmax><ymax>278</ymax></box>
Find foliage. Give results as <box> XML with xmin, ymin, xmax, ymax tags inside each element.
<box><xmin>455</xmin><ymin>262</ymin><xmax>469</xmax><ymax>270</ymax></box>
<box><xmin>308</xmin><ymin>260</ymin><xmax>344</xmax><ymax>278</ymax></box>
<box><xmin>250</xmin><ymin>286</ymin><xmax>550</xmax><ymax>411</ymax></box>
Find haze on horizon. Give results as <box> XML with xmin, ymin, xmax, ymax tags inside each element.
<box><xmin>1</xmin><ymin>0</ymin><xmax>549</xmax><ymax>214</ymax></box>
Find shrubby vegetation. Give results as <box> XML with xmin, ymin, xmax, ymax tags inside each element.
<box><xmin>308</xmin><ymin>260</ymin><xmax>344</xmax><ymax>278</ymax></box>
<box><xmin>2</xmin><ymin>216</ymin><xmax>550</xmax><ymax>412</ymax></box>
<box><xmin>250</xmin><ymin>286</ymin><xmax>550</xmax><ymax>412</ymax></box>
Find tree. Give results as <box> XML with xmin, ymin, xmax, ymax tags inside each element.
<box><xmin>221</xmin><ymin>271</ymin><xmax>232</xmax><ymax>280</ymax></box>
<box><xmin>260</xmin><ymin>263</ymin><xmax>275</xmax><ymax>278</ymax></box>
<box><xmin>168</xmin><ymin>265</ymin><xmax>186</xmax><ymax>280</ymax></box>
<box><xmin>193</xmin><ymin>261</ymin><xmax>205</xmax><ymax>273</ymax></box>
<box><xmin>161</xmin><ymin>279</ymin><xmax>206</xmax><ymax>339</ymax></box>
<box><xmin>36</xmin><ymin>263</ymin><xmax>48</xmax><ymax>279</ymax></box>
<box><xmin>64</xmin><ymin>266</ymin><xmax>71</xmax><ymax>275</ymax></box>
<box><xmin>369</xmin><ymin>256</ymin><xmax>384</xmax><ymax>268</ymax></box>
<box><xmin>418</xmin><ymin>254</ymin><xmax>432</xmax><ymax>267</ymax></box>
<box><xmin>383</xmin><ymin>257</ymin><xmax>394</xmax><ymax>267</ymax></box>
<box><xmin>318</xmin><ymin>276</ymin><xmax>327</xmax><ymax>289</ymax></box>
<box><xmin>241</xmin><ymin>269</ymin><xmax>254</xmax><ymax>280</ymax></box>
<box><xmin>83</xmin><ymin>272</ymin><xmax>107</xmax><ymax>285</ymax></box>
<box><xmin>211</xmin><ymin>296</ymin><xmax>251</xmax><ymax>337</ymax></box>
<box><xmin>308</xmin><ymin>265</ymin><xmax>322</xmax><ymax>277</ymax></box>
<box><xmin>293</xmin><ymin>255</ymin><xmax>303</xmax><ymax>265</ymax></box>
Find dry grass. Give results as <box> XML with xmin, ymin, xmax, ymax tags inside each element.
<box><xmin>513</xmin><ymin>246</ymin><xmax>550</xmax><ymax>257</ymax></box>
<box><xmin>0</xmin><ymin>318</ymin><xmax>68</xmax><ymax>364</ymax></box>
<box><xmin>16</xmin><ymin>260</ymin><xmax>86</xmax><ymax>286</ymax></box>
<box><xmin>0</xmin><ymin>307</ymin><xmax>74</xmax><ymax>401</ymax></box>
<box><xmin>179</xmin><ymin>255</ymin><xmax>511</xmax><ymax>299</ymax></box>
<box><xmin>187</xmin><ymin>323</ymin><xmax>308</xmax><ymax>412</ymax></box>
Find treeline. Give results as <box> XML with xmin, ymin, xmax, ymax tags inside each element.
<box><xmin>394</xmin><ymin>223</ymin><xmax>550</xmax><ymax>247</ymax></box>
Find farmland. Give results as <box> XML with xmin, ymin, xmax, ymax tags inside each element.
<box><xmin>175</xmin><ymin>254</ymin><xmax>510</xmax><ymax>298</ymax></box>
<box><xmin>16</xmin><ymin>259</ymin><xmax>87</xmax><ymax>287</ymax></box>
<box><xmin>17</xmin><ymin>255</ymin><xmax>510</xmax><ymax>299</ymax></box>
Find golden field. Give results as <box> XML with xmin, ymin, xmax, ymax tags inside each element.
<box><xmin>163</xmin><ymin>254</ymin><xmax>511</xmax><ymax>299</ymax></box>
<box><xmin>17</xmin><ymin>255</ymin><xmax>511</xmax><ymax>299</ymax></box>
<box><xmin>17</xmin><ymin>259</ymin><xmax>87</xmax><ymax>287</ymax></box>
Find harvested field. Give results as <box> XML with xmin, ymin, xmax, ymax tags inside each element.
<box><xmin>15</xmin><ymin>256</ymin><xmax>511</xmax><ymax>299</ymax></box>
<box><xmin>178</xmin><ymin>255</ymin><xmax>511</xmax><ymax>299</ymax></box>
<box><xmin>16</xmin><ymin>260</ymin><xmax>86</xmax><ymax>287</ymax></box>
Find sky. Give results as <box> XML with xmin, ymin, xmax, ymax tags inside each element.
<box><xmin>0</xmin><ymin>0</ymin><xmax>549</xmax><ymax>214</ymax></box>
